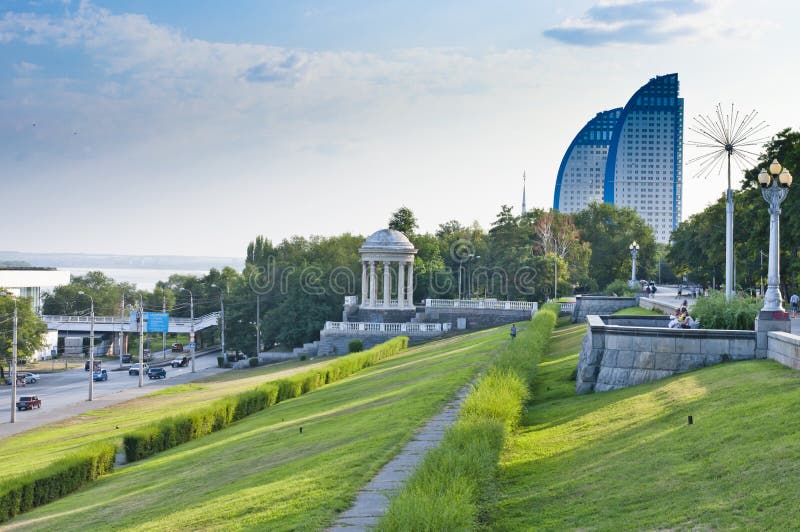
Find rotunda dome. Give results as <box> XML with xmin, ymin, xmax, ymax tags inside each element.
<box><xmin>360</xmin><ymin>229</ymin><xmax>415</xmax><ymax>252</ymax></box>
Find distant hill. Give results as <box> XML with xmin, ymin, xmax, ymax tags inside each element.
<box><xmin>0</xmin><ymin>251</ymin><xmax>243</xmax><ymax>271</ymax></box>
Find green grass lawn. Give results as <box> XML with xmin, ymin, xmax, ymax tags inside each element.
<box><xmin>0</xmin><ymin>358</ymin><xmax>333</xmax><ymax>482</ymax></box>
<box><xmin>612</xmin><ymin>306</ymin><xmax>663</xmax><ymax>316</ymax></box>
<box><xmin>3</xmin><ymin>326</ymin><xmax>513</xmax><ymax>530</ymax></box>
<box><xmin>492</xmin><ymin>321</ymin><xmax>800</xmax><ymax>530</ymax></box>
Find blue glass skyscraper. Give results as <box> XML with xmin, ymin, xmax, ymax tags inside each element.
<box><xmin>553</xmin><ymin>74</ymin><xmax>684</xmax><ymax>243</ymax></box>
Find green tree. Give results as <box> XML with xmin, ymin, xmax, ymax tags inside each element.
<box><xmin>388</xmin><ymin>206</ymin><xmax>418</xmax><ymax>236</ymax></box>
<box><xmin>573</xmin><ymin>202</ymin><xmax>655</xmax><ymax>290</ymax></box>
<box><xmin>0</xmin><ymin>294</ymin><xmax>47</xmax><ymax>368</ymax></box>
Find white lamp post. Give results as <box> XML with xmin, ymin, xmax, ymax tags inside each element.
<box><xmin>180</xmin><ymin>288</ymin><xmax>195</xmax><ymax>373</ymax></box>
<box><xmin>78</xmin><ymin>291</ymin><xmax>95</xmax><ymax>401</ymax></box>
<box><xmin>138</xmin><ymin>296</ymin><xmax>145</xmax><ymax>388</ymax></box>
<box><xmin>758</xmin><ymin>159</ymin><xmax>793</xmax><ymax>312</ymax></box>
<box><xmin>1</xmin><ymin>292</ymin><xmax>18</xmax><ymax>423</ymax></box>
<box><xmin>629</xmin><ymin>241</ymin><xmax>640</xmax><ymax>286</ymax></box>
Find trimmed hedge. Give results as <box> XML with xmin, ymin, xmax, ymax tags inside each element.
<box><xmin>124</xmin><ymin>336</ymin><xmax>409</xmax><ymax>462</ymax></box>
<box><xmin>378</xmin><ymin>306</ymin><xmax>559</xmax><ymax>530</ymax></box>
<box><xmin>348</xmin><ymin>339</ymin><xmax>363</xmax><ymax>353</ymax></box>
<box><xmin>0</xmin><ymin>443</ymin><xmax>115</xmax><ymax>524</ymax></box>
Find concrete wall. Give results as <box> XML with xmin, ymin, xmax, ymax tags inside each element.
<box><xmin>577</xmin><ymin>315</ymin><xmax>756</xmax><ymax>393</ymax></box>
<box><xmin>638</xmin><ymin>297</ymin><xmax>679</xmax><ymax>315</ymax></box>
<box><xmin>318</xmin><ymin>330</ymin><xmax>437</xmax><ymax>356</ymax></box>
<box><xmin>419</xmin><ymin>307</ymin><xmax>531</xmax><ymax>329</ymax></box>
<box><xmin>572</xmin><ymin>296</ymin><xmax>637</xmax><ymax>323</ymax></box>
<box><xmin>766</xmin><ymin>331</ymin><xmax>800</xmax><ymax>369</ymax></box>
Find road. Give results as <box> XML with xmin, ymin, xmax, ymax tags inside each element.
<box><xmin>0</xmin><ymin>349</ymin><xmax>227</xmax><ymax>438</ymax></box>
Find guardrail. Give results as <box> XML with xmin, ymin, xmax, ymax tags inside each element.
<box><xmin>43</xmin><ymin>312</ymin><xmax>221</xmax><ymax>331</ymax></box>
<box><xmin>424</xmin><ymin>299</ymin><xmax>537</xmax><ymax>312</ymax></box>
<box><xmin>324</xmin><ymin>321</ymin><xmax>450</xmax><ymax>334</ymax></box>
<box><xmin>560</xmin><ymin>302</ymin><xmax>576</xmax><ymax>313</ymax></box>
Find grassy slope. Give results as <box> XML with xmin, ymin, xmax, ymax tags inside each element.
<box><xmin>4</xmin><ymin>326</ymin><xmax>512</xmax><ymax>531</ymax></box>
<box><xmin>492</xmin><ymin>320</ymin><xmax>800</xmax><ymax>531</ymax></box>
<box><xmin>0</xmin><ymin>358</ymin><xmax>330</xmax><ymax>481</ymax></box>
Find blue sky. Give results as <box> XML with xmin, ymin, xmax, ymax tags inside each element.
<box><xmin>1</xmin><ymin>0</ymin><xmax>797</xmax><ymax>257</ymax></box>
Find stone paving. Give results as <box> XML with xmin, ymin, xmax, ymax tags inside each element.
<box><xmin>328</xmin><ymin>384</ymin><xmax>471</xmax><ymax>531</ymax></box>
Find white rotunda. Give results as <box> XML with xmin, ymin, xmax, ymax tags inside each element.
<box><xmin>358</xmin><ymin>229</ymin><xmax>417</xmax><ymax>309</ymax></box>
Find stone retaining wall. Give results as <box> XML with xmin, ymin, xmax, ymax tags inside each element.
<box><xmin>318</xmin><ymin>330</ymin><xmax>436</xmax><ymax>356</ymax></box>
<box><xmin>766</xmin><ymin>331</ymin><xmax>800</xmax><ymax>369</ymax></box>
<box><xmin>577</xmin><ymin>314</ymin><xmax>756</xmax><ymax>393</ymax></box>
<box><xmin>638</xmin><ymin>297</ymin><xmax>679</xmax><ymax>315</ymax></box>
<box><xmin>418</xmin><ymin>307</ymin><xmax>532</xmax><ymax>330</ymax></box>
<box><xmin>572</xmin><ymin>296</ymin><xmax>637</xmax><ymax>323</ymax></box>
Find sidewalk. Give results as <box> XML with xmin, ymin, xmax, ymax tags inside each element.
<box><xmin>328</xmin><ymin>383</ymin><xmax>471</xmax><ymax>530</ymax></box>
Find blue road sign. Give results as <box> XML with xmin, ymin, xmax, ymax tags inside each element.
<box><xmin>189</xmin><ymin>342</ymin><xmax>196</xmax><ymax>350</ymax></box>
<box><xmin>146</xmin><ymin>312</ymin><xmax>169</xmax><ymax>333</ymax></box>
<box><xmin>129</xmin><ymin>311</ymin><xmax>170</xmax><ymax>333</ymax></box>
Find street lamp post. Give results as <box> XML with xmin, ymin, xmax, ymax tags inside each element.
<box><xmin>2</xmin><ymin>292</ymin><xmax>18</xmax><ymax>423</ymax></box>
<box><xmin>255</xmin><ymin>295</ymin><xmax>261</xmax><ymax>359</ymax></box>
<box><xmin>629</xmin><ymin>241</ymin><xmax>640</xmax><ymax>286</ymax></box>
<box><xmin>211</xmin><ymin>284</ymin><xmax>227</xmax><ymax>366</ymax></box>
<box><xmin>78</xmin><ymin>291</ymin><xmax>95</xmax><ymax>401</ymax></box>
<box><xmin>758</xmin><ymin>159</ymin><xmax>793</xmax><ymax>312</ymax></box>
<box><xmin>138</xmin><ymin>296</ymin><xmax>145</xmax><ymax>388</ymax></box>
<box><xmin>554</xmin><ymin>256</ymin><xmax>558</xmax><ymax>301</ymax></box>
<box><xmin>180</xmin><ymin>288</ymin><xmax>196</xmax><ymax>373</ymax></box>
<box><xmin>466</xmin><ymin>255</ymin><xmax>480</xmax><ymax>299</ymax></box>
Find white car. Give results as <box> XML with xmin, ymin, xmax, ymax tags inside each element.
<box><xmin>21</xmin><ymin>372</ymin><xmax>40</xmax><ymax>384</ymax></box>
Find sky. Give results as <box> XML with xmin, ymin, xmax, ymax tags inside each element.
<box><xmin>2</xmin><ymin>0</ymin><xmax>798</xmax><ymax>258</ymax></box>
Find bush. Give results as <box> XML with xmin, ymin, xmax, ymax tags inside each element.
<box><xmin>348</xmin><ymin>339</ymin><xmax>364</xmax><ymax>353</ymax></box>
<box><xmin>692</xmin><ymin>291</ymin><xmax>761</xmax><ymax>330</ymax></box>
<box><xmin>604</xmin><ymin>279</ymin><xmax>637</xmax><ymax>297</ymax></box>
<box><xmin>216</xmin><ymin>356</ymin><xmax>224</xmax><ymax>368</ymax></box>
<box><xmin>0</xmin><ymin>443</ymin><xmax>115</xmax><ymax>524</ymax></box>
<box><xmin>379</xmin><ymin>307</ymin><xmax>558</xmax><ymax>530</ymax></box>
<box><xmin>123</xmin><ymin>336</ymin><xmax>410</xmax><ymax>463</ymax></box>
<box><xmin>249</xmin><ymin>357</ymin><xmax>259</xmax><ymax>368</ymax></box>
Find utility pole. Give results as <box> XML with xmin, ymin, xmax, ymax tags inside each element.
<box><xmin>138</xmin><ymin>297</ymin><xmax>144</xmax><ymax>388</ymax></box>
<box><xmin>162</xmin><ymin>291</ymin><xmax>166</xmax><ymax>361</ymax></box>
<box><xmin>256</xmin><ymin>295</ymin><xmax>261</xmax><ymax>359</ymax></box>
<box><xmin>78</xmin><ymin>291</ymin><xmax>95</xmax><ymax>401</ymax></box>
<box><xmin>119</xmin><ymin>293</ymin><xmax>125</xmax><ymax>369</ymax></box>
<box><xmin>7</xmin><ymin>295</ymin><xmax>18</xmax><ymax>423</ymax></box>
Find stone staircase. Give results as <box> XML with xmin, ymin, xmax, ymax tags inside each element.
<box><xmin>292</xmin><ymin>341</ymin><xmax>320</xmax><ymax>357</ymax></box>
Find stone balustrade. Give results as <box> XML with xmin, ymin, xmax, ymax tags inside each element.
<box><xmin>324</xmin><ymin>321</ymin><xmax>449</xmax><ymax>334</ymax></box>
<box><xmin>424</xmin><ymin>299</ymin><xmax>537</xmax><ymax>312</ymax></box>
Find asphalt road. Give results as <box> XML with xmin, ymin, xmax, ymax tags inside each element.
<box><xmin>0</xmin><ymin>349</ymin><xmax>227</xmax><ymax>438</ymax></box>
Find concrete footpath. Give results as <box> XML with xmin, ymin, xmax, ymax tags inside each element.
<box><xmin>329</xmin><ymin>383</ymin><xmax>471</xmax><ymax>531</ymax></box>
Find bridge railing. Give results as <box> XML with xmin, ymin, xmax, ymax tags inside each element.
<box><xmin>43</xmin><ymin>311</ymin><xmax>221</xmax><ymax>330</ymax></box>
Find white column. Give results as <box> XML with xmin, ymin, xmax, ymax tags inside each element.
<box><xmin>406</xmin><ymin>261</ymin><xmax>414</xmax><ymax>307</ymax></box>
<box><xmin>398</xmin><ymin>261</ymin><xmax>406</xmax><ymax>308</ymax></box>
<box><xmin>369</xmin><ymin>261</ymin><xmax>377</xmax><ymax>307</ymax></box>
<box><xmin>383</xmin><ymin>261</ymin><xmax>392</xmax><ymax>307</ymax></box>
<box><xmin>361</xmin><ymin>261</ymin><xmax>368</xmax><ymax>306</ymax></box>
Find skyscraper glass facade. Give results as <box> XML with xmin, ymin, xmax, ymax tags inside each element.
<box><xmin>553</xmin><ymin>73</ymin><xmax>684</xmax><ymax>243</ymax></box>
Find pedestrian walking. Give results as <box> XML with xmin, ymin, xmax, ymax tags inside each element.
<box><xmin>791</xmin><ymin>293</ymin><xmax>799</xmax><ymax>318</ymax></box>
<box><xmin>510</xmin><ymin>323</ymin><xmax>517</xmax><ymax>339</ymax></box>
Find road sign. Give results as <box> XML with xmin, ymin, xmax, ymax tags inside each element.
<box><xmin>129</xmin><ymin>311</ymin><xmax>170</xmax><ymax>333</ymax></box>
<box><xmin>146</xmin><ymin>312</ymin><xmax>169</xmax><ymax>333</ymax></box>
<box><xmin>189</xmin><ymin>342</ymin><xmax>196</xmax><ymax>350</ymax></box>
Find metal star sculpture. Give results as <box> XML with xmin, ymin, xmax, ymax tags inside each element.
<box><xmin>688</xmin><ymin>103</ymin><xmax>769</xmax><ymax>182</ymax></box>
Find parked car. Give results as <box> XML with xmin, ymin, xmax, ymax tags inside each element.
<box><xmin>85</xmin><ymin>360</ymin><xmax>102</xmax><ymax>371</ymax></box>
<box><xmin>21</xmin><ymin>372</ymin><xmax>40</xmax><ymax>384</ymax></box>
<box><xmin>170</xmin><ymin>356</ymin><xmax>189</xmax><ymax>368</ymax></box>
<box><xmin>121</xmin><ymin>354</ymin><xmax>132</xmax><ymax>364</ymax></box>
<box><xmin>129</xmin><ymin>364</ymin><xmax>149</xmax><ymax>376</ymax></box>
<box><xmin>93</xmin><ymin>369</ymin><xmax>108</xmax><ymax>382</ymax></box>
<box><xmin>147</xmin><ymin>367</ymin><xmax>166</xmax><ymax>379</ymax></box>
<box><xmin>171</xmin><ymin>342</ymin><xmax>184</xmax><ymax>353</ymax></box>
<box><xmin>16</xmin><ymin>395</ymin><xmax>41</xmax><ymax>410</ymax></box>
